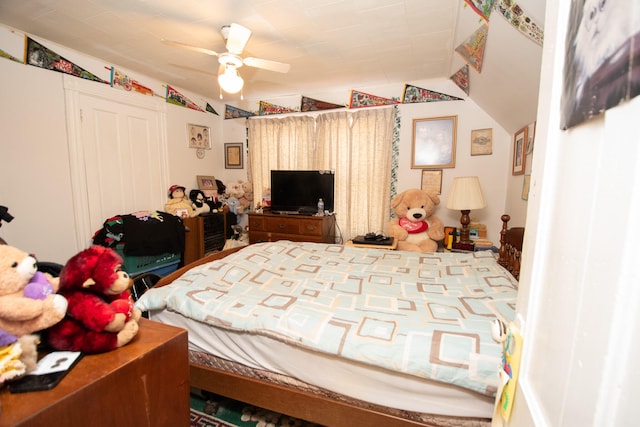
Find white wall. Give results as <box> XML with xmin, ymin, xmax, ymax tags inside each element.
<box><xmin>505</xmin><ymin>0</ymin><xmax>640</xmax><ymax>425</ymax></box>
<box><xmin>233</xmin><ymin>79</ymin><xmax>530</xmax><ymax>244</ymax></box>
<box><xmin>0</xmin><ymin>23</ymin><xmax>535</xmax><ymax>263</ymax></box>
<box><xmin>0</xmin><ymin>59</ymin><xmax>75</xmax><ymax>263</ymax></box>
<box><xmin>0</xmin><ymin>24</ymin><xmax>227</xmax><ymax>263</ymax></box>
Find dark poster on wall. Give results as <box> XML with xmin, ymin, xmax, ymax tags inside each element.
<box><xmin>560</xmin><ymin>0</ymin><xmax>640</xmax><ymax>129</ymax></box>
<box><xmin>25</xmin><ymin>37</ymin><xmax>107</xmax><ymax>84</ymax></box>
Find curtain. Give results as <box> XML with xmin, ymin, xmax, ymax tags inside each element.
<box><xmin>247</xmin><ymin>107</ymin><xmax>396</xmax><ymax>241</ymax></box>
<box><xmin>247</xmin><ymin>115</ymin><xmax>315</xmax><ymax>206</ymax></box>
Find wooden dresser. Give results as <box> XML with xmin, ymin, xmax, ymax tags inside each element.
<box><xmin>248</xmin><ymin>212</ymin><xmax>335</xmax><ymax>244</ymax></box>
<box><xmin>0</xmin><ymin>319</ymin><xmax>189</xmax><ymax>427</ymax></box>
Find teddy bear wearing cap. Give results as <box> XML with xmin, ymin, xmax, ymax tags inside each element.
<box><xmin>45</xmin><ymin>245</ymin><xmax>141</xmax><ymax>354</ymax></box>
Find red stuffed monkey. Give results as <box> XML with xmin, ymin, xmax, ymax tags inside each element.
<box><xmin>46</xmin><ymin>246</ymin><xmax>141</xmax><ymax>353</ymax></box>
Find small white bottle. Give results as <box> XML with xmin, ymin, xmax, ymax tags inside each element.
<box><xmin>317</xmin><ymin>198</ymin><xmax>324</xmax><ymax>216</ymax></box>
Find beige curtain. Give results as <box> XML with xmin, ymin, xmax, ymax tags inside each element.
<box><xmin>247</xmin><ymin>107</ymin><xmax>395</xmax><ymax>241</ymax></box>
<box><xmin>247</xmin><ymin>115</ymin><xmax>315</xmax><ymax>205</ymax></box>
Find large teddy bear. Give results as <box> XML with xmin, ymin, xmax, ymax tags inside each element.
<box><xmin>386</xmin><ymin>188</ymin><xmax>445</xmax><ymax>252</ymax></box>
<box><xmin>46</xmin><ymin>246</ymin><xmax>141</xmax><ymax>354</ymax></box>
<box><xmin>0</xmin><ymin>245</ymin><xmax>68</xmax><ymax>382</ymax></box>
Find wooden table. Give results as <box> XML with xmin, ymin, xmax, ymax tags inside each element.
<box><xmin>0</xmin><ymin>319</ymin><xmax>189</xmax><ymax>427</ymax></box>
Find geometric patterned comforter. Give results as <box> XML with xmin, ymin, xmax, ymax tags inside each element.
<box><xmin>135</xmin><ymin>241</ymin><xmax>518</xmax><ymax>397</ymax></box>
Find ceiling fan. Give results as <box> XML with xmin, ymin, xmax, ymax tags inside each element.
<box><xmin>162</xmin><ymin>23</ymin><xmax>290</xmax><ymax>96</ymax></box>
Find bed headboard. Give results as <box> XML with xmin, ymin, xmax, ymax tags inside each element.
<box><xmin>498</xmin><ymin>214</ymin><xmax>524</xmax><ymax>280</ymax></box>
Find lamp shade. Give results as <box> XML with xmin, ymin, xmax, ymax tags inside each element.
<box><xmin>218</xmin><ymin>65</ymin><xmax>244</xmax><ymax>94</ymax></box>
<box><xmin>446</xmin><ymin>176</ymin><xmax>486</xmax><ymax>210</ymax></box>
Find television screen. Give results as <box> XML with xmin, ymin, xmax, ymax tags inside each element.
<box><xmin>270</xmin><ymin>170</ymin><xmax>334</xmax><ymax>215</ymax></box>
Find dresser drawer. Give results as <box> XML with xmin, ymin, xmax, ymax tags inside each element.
<box><xmin>248</xmin><ymin>214</ymin><xmax>266</xmax><ymax>231</ymax></box>
<box><xmin>248</xmin><ymin>213</ymin><xmax>335</xmax><ymax>244</ymax></box>
<box><xmin>263</xmin><ymin>216</ymin><xmax>300</xmax><ymax>234</ymax></box>
<box><xmin>249</xmin><ymin>231</ymin><xmax>325</xmax><ymax>244</ymax></box>
<box><xmin>298</xmin><ymin>219</ymin><xmax>324</xmax><ymax>237</ymax></box>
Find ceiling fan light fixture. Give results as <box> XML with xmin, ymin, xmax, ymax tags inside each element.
<box><xmin>218</xmin><ymin>64</ymin><xmax>244</xmax><ymax>94</ymax></box>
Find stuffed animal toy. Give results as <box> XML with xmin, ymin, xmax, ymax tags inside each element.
<box><xmin>240</xmin><ymin>181</ymin><xmax>254</xmax><ymax>212</ymax></box>
<box><xmin>0</xmin><ymin>245</ymin><xmax>68</xmax><ymax>383</ymax></box>
<box><xmin>226</xmin><ymin>180</ymin><xmax>253</xmax><ymax>214</ymax></box>
<box><xmin>0</xmin><ymin>245</ymin><xmax>67</xmax><ymax>338</ymax></box>
<box><xmin>164</xmin><ymin>185</ymin><xmax>207</xmax><ymax>218</ymax></box>
<box><xmin>201</xmin><ymin>183</ymin><xmax>225</xmax><ymax>212</ymax></box>
<box><xmin>0</xmin><ymin>335</ymin><xmax>39</xmax><ymax>384</ymax></box>
<box><xmin>24</xmin><ymin>271</ymin><xmax>56</xmax><ymax>300</ymax></box>
<box><xmin>189</xmin><ymin>189</ymin><xmax>211</xmax><ymax>214</ymax></box>
<box><xmin>45</xmin><ymin>246</ymin><xmax>142</xmax><ymax>354</ymax></box>
<box><xmin>226</xmin><ymin>197</ymin><xmax>240</xmax><ymax>215</ymax></box>
<box><xmin>386</xmin><ymin>188</ymin><xmax>445</xmax><ymax>252</ymax></box>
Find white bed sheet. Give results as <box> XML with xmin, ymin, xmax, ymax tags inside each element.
<box><xmin>150</xmin><ymin>309</ymin><xmax>495</xmax><ymax>418</ymax></box>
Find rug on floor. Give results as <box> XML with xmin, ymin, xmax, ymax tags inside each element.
<box><xmin>190</xmin><ymin>390</ymin><xmax>323</xmax><ymax>427</ymax></box>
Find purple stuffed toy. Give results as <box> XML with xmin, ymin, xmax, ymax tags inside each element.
<box><xmin>24</xmin><ymin>271</ymin><xmax>55</xmax><ymax>300</ymax></box>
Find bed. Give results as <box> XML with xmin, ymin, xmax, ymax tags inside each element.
<box><xmin>136</xmin><ymin>214</ymin><xmax>523</xmax><ymax>427</ymax></box>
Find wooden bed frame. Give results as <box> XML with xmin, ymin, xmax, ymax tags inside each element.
<box><xmin>155</xmin><ymin>214</ymin><xmax>524</xmax><ymax>427</ymax></box>
<box><xmin>497</xmin><ymin>214</ymin><xmax>524</xmax><ymax>280</ymax></box>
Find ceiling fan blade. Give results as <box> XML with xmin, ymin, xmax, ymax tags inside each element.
<box><xmin>243</xmin><ymin>57</ymin><xmax>290</xmax><ymax>73</ymax></box>
<box><xmin>161</xmin><ymin>39</ymin><xmax>219</xmax><ymax>57</ymax></box>
<box><xmin>225</xmin><ymin>23</ymin><xmax>252</xmax><ymax>55</ymax></box>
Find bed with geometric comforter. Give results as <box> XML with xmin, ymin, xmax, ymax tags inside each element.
<box><xmin>136</xmin><ymin>240</ymin><xmax>518</xmax><ymax>424</ymax></box>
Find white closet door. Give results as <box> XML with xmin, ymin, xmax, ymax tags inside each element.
<box><xmin>64</xmin><ymin>76</ymin><xmax>168</xmax><ymax>248</ymax></box>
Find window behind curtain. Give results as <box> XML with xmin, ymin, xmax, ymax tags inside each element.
<box><xmin>247</xmin><ymin>107</ymin><xmax>396</xmax><ymax>242</ymax></box>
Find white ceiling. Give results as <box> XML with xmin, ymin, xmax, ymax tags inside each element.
<box><xmin>0</xmin><ymin>0</ymin><xmax>545</xmax><ymax>132</ymax></box>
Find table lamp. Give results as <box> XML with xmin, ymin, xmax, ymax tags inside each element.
<box><xmin>446</xmin><ymin>176</ymin><xmax>486</xmax><ymax>246</ymax></box>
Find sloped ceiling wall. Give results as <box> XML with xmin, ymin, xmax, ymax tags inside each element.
<box><xmin>0</xmin><ymin>0</ymin><xmax>545</xmax><ymax>132</ymax></box>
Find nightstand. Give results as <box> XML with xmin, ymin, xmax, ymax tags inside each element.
<box><xmin>0</xmin><ymin>319</ymin><xmax>189</xmax><ymax>427</ymax></box>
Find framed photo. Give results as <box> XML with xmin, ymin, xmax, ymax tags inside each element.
<box><xmin>522</xmin><ymin>174</ymin><xmax>531</xmax><ymax>201</ymax></box>
<box><xmin>470</xmin><ymin>128</ymin><xmax>493</xmax><ymax>156</ymax></box>
<box><xmin>187</xmin><ymin>124</ymin><xmax>211</xmax><ymax>149</ymax></box>
<box><xmin>197</xmin><ymin>175</ymin><xmax>217</xmax><ymax>190</ymax></box>
<box><xmin>224</xmin><ymin>143</ymin><xmax>244</xmax><ymax>169</ymax></box>
<box><xmin>421</xmin><ymin>169</ymin><xmax>442</xmax><ymax>195</ymax></box>
<box><xmin>526</xmin><ymin>121</ymin><xmax>536</xmax><ymax>155</ymax></box>
<box><xmin>411</xmin><ymin>116</ymin><xmax>457</xmax><ymax>169</ymax></box>
<box><xmin>512</xmin><ymin>126</ymin><xmax>528</xmax><ymax>176</ymax></box>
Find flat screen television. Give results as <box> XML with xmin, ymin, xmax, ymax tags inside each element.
<box><xmin>270</xmin><ymin>170</ymin><xmax>335</xmax><ymax>215</ymax></box>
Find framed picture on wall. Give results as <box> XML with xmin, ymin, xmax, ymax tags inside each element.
<box><xmin>224</xmin><ymin>142</ymin><xmax>243</xmax><ymax>169</ymax></box>
<box><xmin>512</xmin><ymin>126</ymin><xmax>528</xmax><ymax>175</ymax></box>
<box><xmin>526</xmin><ymin>121</ymin><xmax>536</xmax><ymax>155</ymax></box>
<box><xmin>197</xmin><ymin>175</ymin><xmax>217</xmax><ymax>190</ymax></box>
<box><xmin>522</xmin><ymin>174</ymin><xmax>531</xmax><ymax>201</ymax></box>
<box><xmin>187</xmin><ymin>124</ymin><xmax>211</xmax><ymax>149</ymax></box>
<box><xmin>470</xmin><ymin>128</ymin><xmax>493</xmax><ymax>156</ymax></box>
<box><xmin>411</xmin><ymin>116</ymin><xmax>457</xmax><ymax>169</ymax></box>
<box><xmin>421</xmin><ymin>169</ymin><xmax>442</xmax><ymax>195</ymax></box>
